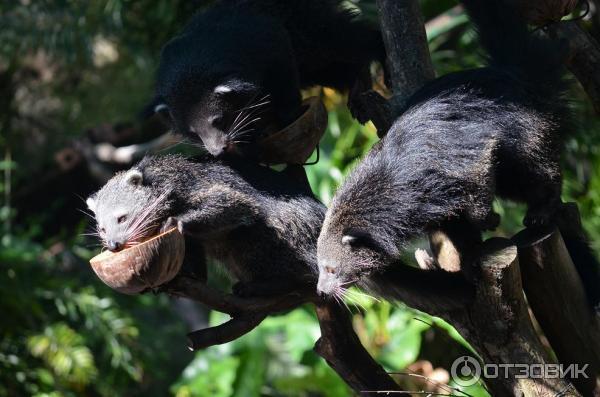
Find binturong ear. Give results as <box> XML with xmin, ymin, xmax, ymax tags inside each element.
<box><xmin>213</xmin><ymin>79</ymin><xmax>258</xmax><ymax>97</ymax></box>
<box><xmin>86</xmin><ymin>195</ymin><xmax>97</xmax><ymax>214</ymax></box>
<box><xmin>139</xmin><ymin>96</ymin><xmax>165</xmax><ymax>120</ymax></box>
<box><xmin>125</xmin><ymin>169</ymin><xmax>143</xmax><ymax>187</ymax></box>
<box><xmin>213</xmin><ymin>84</ymin><xmax>233</xmax><ymax>95</ymax></box>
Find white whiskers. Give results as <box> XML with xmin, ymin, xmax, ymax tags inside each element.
<box><xmin>226</xmin><ymin>94</ymin><xmax>271</xmax><ymax>142</ymax></box>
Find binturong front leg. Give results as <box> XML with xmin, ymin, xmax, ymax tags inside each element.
<box><xmin>523</xmin><ymin>177</ymin><xmax>563</xmax><ymax>228</ymax></box>
<box><xmin>155</xmin><ymin>218</ymin><xmax>207</xmax><ymax>289</ymax></box>
<box><xmin>180</xmin><ymin>236</ymin><xmax>208</xmax><ymax>283</ymax></box>
<box><xmin>151</xmin><ymin>243</ymin><xmax>207</xmax><ymax>293</ymax></box>
<box><xmin>166</xmin><ymin>191</ymin><xmax>258</xmax><ymax>239</ymax></box>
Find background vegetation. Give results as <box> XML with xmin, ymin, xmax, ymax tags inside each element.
<box><xmin>1</xmin><ymin>1</ymin><xmax>599</xmax><ymax>396</ymax></box>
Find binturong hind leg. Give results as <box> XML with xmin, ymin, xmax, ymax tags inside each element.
<box><xmin>523</xmin><ymin>174</ymin><xmax>563</xmax><ymax>228</ymax></box>
<box><xmin>464</xmin><ymin>184</ymin><xmax>500</xmax><ymax>231</ymax></box>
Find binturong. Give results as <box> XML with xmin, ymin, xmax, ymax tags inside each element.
<box><xmin>316</xmin><ymin>0</ymin><xmax>600</xmax><ymax>311</ymax></box>
<box><xmin>145</xmin><ymin>0</ymin><xmax>385</xmax><ymax>158</ymax></box>
<box><xmin>86</xmin><ymin>154</ymin><xmax>325</xmax><ymax>296</ymax></box>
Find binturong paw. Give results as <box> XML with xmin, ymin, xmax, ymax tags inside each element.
<box><xmin>162</xmin><ymin>216</ymin><xmax>185</xmax><ymax>235</ymax></box>
<box><xmin>414</xmin><ymin>248</ymin><xmax>437</xmax><ymax>270</ymax></box>
<box><xmin>348</xmin><ymin>90</ymin><xmax>371</xmax><ymax>125</ymax></box>
<box><xmin>523</xmin><ymin>208</ymin><xmax>554</xmax><ymax>228</ymax></box>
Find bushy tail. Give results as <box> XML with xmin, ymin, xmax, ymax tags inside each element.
<box><xmin>461</xmin><ymin>0</ymin><xmax>567</xmax><ymax>96</ymax></box>
<box><xmin>562</xmin><ymin>235</ymin><xmax>600</xmax><ymax>313</ymax></box>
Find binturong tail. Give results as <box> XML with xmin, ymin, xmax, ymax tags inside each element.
<box><xmin>460</xmin><ymin>0</ymin><xmax>567</xmax><ymax>97</ymax></box>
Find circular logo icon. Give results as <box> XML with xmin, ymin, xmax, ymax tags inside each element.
<box><xmin>450</xmin><ymin>356</ymin><xmax>481</xmax><ymax>387</ymax></box>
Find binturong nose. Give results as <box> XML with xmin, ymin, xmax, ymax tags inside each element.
<box><xmin>206</xmin><ymin>142</ymin><xmax>228</xmax><ymax>158</ymax></box>
<box><xmin>317</xmin><ymin>264</ymin><xmax>339</xmax><ymax>297</ymax></box>
<box><xmin>201</xmin><ymin>127</ymin><xmax>230</xmax><ymax>158</ymax></box>
<box><xmin>107</xmin><ymin>240</ymin><xmax>123</xmax><ymax>252</ymax></box>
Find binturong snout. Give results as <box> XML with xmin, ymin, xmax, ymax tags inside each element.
<box><xmin>107</xmin><ymin>240</ymin><xmax>124</xmax><ymax>252</ymax></box>
<box><xmin>199</xmin><ymin>128</ymin><xmax>231</xmax><ymax>158</ymax></box>
<box><xmin>316</xmin><ymin>261</ymin><xmax>341</xmax><ymax>297</ymax></box>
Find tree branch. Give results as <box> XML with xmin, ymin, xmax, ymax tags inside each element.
<box><xmin>187</xmin><ymin>314</ymin><xmax>266</xmax><ymax>351</ymax></box>
<box><xmin>165</xmin><ymin>276</ymin><xmax>403</xmax><ymax>392</ymax></box>
<box><xmin>513</xmin><ymin>205</ymin><xmax>600</xmax><ymax>396</ymax></box>
<box><xmin>165</xmin><ymin>275</ymin><xmax>310</xmax><ymax>317</ymax></box>
<box><xmin>352</xmin><ymin>0</ymin><xmax>436</xmax><ymax>136</ymax></box>
<box><xmin>314</xmin><ymin>300</ymin><xmax>402</xmax><ymax>393</ymax></box>
<box><xmin>424</xmin><ymin>237</ymin><xmax>581</xmax><ymax>396</ymax></box>
<box><xmin>376</xmin><ymin>0</ymin><xmax>435</xmax><ymax>112</ymax></box>
<box><xmin>548</xmin><ymin>20</ymin><xmax>600</xmax><ymax>114</ymax></box>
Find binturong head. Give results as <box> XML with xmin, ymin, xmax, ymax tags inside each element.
<box><xmin>86</xmin><ymin>168</ymin><xmax>173</xmax><ymax>252</ymax></box>
<box><xmin>316</xmin><ymin>148</ymin><xmax>412</xmax><ymax>299</ymax></box>
<box><xmin>144</xmin><ymin>9</ymin><xmax>302</xmax><ymax>160</ymax></box>
<box><xmin>150</xmin><ymin>71</ymin><xmax>272</xmax><ymax>159</ymax></box>
<box><xmin>316</xmin><ymin>200</ymin><xmax>403</xmax><ymax>299</ymax></box>
<box><xmin>316</xmin><ymin>217</ymin><xmax>401</xmax><ymax>298</ymax></box>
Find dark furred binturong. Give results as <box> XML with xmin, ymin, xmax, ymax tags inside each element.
<box><xmin>86</xmin><ymin>155</ymin><xmax>325</xmax><ymax>296</ymax></box>
<box><xmin>316</xmin><ymin>0</ymin><xmax>600</xmax><ymax>311</ymax></box>
<box><xmin>147</xmin><ymin>0</ymin><xmax>385</xmax><ymax>158</ymax></box>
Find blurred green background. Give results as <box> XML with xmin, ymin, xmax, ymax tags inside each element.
<box><xmin>1</xmin><ymin>1</ymin><xmax>599</xmax><ymax>396</ymax></box>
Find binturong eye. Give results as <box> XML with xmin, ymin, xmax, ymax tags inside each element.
<box><xmin>208</xmin><ymin>115</ymin><xmax>224</xmax><ymax>127</ymax></box>
<box><xmin>342</xmin><ymin>235</ymin><xmax>359</xmax><ymax>246</ymax></box>
<box><xmin>154</xmin><ymin>103</ymin><xmax>172</xmax><ymax>124</ymax></box>
<box><xmin>341</xmin><ymin>229</ymin><xmax>379</xmax><ymax>250</ymax></box>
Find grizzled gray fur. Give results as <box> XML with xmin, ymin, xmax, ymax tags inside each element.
<box><xmin>316</xmin><ymin>0</ymin><xmax>600</xmax><ymax>309</ymax></box>
<box><xmin>87</xmin><ymin>155</ymin><xmax>325</xmax><ymax>295</ymax></box>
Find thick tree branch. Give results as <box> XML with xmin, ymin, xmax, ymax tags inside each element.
<box><xmin>314</xmin><ymin>300</ymin><xmax>402</xmax><ymax>393</ymax></box>
<box><xmin>513</xmin><ymin>205</ymin><xmax>600</xmax><ymax>396</ymax></box>
<box><xmin>376</xmin><ymin>0</ymin><xmax>435</xmax><ymax>112</ymax></box>
<box><xmin>548</xmin><ymin>20</ymin><xmax>600</xmax><ymax>114</ymax></box>
<box><xmin>423</xmin><ymin>237</ymin><xmax>581</xmax><ymax>396</ymax></box>
<box><xmin>165</xmin><ymin>276</ymin><xmax>403</xmax><ymax>391</ymax></box>
<box><xmin>165</xmin><ymin>275</ymin><xmax>310</xmax><ymax>317</ymax></box>
<box><xmin>352</xmin><ymin>0</ymin><xmax>436</xmax><ymax>136</ymax></box>
<box><xmin>187</xmin><ymin>315</ymin><xmax>266</xmax><ymax>351</ymax></box>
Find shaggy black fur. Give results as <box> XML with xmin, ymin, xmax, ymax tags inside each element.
<box><xmin>317</xmin><ymin>0</ymin><xmax>600</xmax><ymax>311</ymax></box>
<box><xmin>147</xmin><ymin>0</ymin><xmax>385</xmax><ymax>158</ymax></box>
<box><xmin>87</xmin><ymin>155</ymin><xmax>325</xmax><ymax>296</ymax></box>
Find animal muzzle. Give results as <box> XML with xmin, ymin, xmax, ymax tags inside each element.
<box><xmin>316</xmin><ymin>271</ymin><xmax>340</xmax><ymax>297</ymax></box>
<box><xmin>201</xmin><ymin>128</ymin><xmax>230</xmax><ymax>158</ymax></box>
<box><xmin>107</xmin><ymin>240</ymin><xmax>124</xmax><ymax>252</ymax></box>
<box><xmin>206</xmin><ymin>141</ymin><xmax>228</xmax><ymax>157</ymax></box>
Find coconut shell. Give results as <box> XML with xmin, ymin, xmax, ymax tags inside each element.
<box><xmin>256</xmin><ymin>96</ymin><xmax>327</xmax><ymax>165</ymax></box>
<box><xmin>508</xmin><ymin>0</ymin><xmax>578</xmax><ymax>25</ymax></box>
<box><xmin>89</xmin><ymin>227</ymin><xmax>185</xmax><ymax>294</ymax></box>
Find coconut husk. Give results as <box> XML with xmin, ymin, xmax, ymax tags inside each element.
<box><xmin>256</xmin><ymin>96</ymin><xmax>327</xmax><ymax>165</ymax></box>
<box><xmin>89</xmin><ymin>227</ymin><xmax>185</xmax><ymax>294</ymax></box>
<box><xmin>508</xmin><ymin>0</ymin><xmax>579</xmax><ymax>26</ymax></box>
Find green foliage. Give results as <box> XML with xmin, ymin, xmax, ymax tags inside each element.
<box><xmin>27</xmin><ymin>323</ymin><xmax>98</xmax><ymax>387</ymax></box>
<box><xmin>0</xmin><ymin>230</ymin><xmax>187</xmax><ymax>396</ymax></box>
<box><xmin>172</xmin><ymin>309</ymin><xmax>350</xmax><ymax>397</ymax></box>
